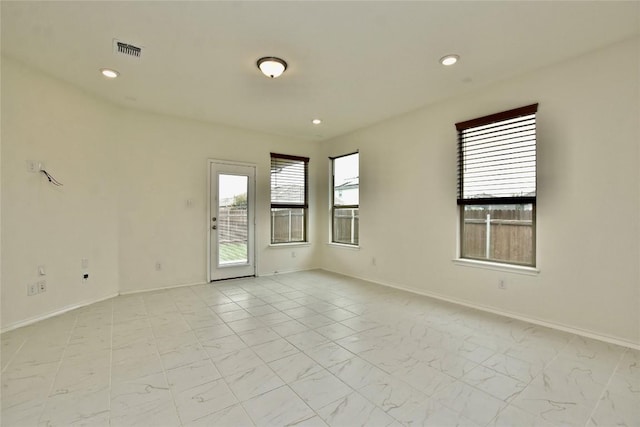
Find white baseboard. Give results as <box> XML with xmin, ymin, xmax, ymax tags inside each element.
<box><xmin>0</xmin><ymin>271</ymin><xmax>312</xmax><ymax>334</ymax></box>
<box><xmin>321</xmin><ymin>268</ymin><xmax>640</xmax><ymax>351</ymax></box>
<box><xmin>118</xmin><ymin>281</ymin><xmax>207</xmax><ymax>295</ymax></box>
<box><xmin>120</xmin><ymin>268</ymin><xmax>320</xmax><ymax>294</ymax></box>
<box><xmin>1</xmin><ymin>293</ymin><xmax>119</xmax><ymax>334</ymax></box>
<box><xmin>6</xmin><ymin>269</ymin><xmax>636</xmax><ymax>351</ymax></box>
<box><xmin>259</xmin><ymin>266</ymin><xmax>318</xmax><ymax>277</ymax></box>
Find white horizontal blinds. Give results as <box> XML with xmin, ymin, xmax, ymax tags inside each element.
<box><xmin>270</xmin><ymin>153</ymin><xmax>309</xmax><ymax>208</ymax></box>
<box><xmin>462</xmin><ymin>115</ymin><xmax>535</xmax><ymax>198</ymax></box>
<box><xmin>457</xmin><ymin>104</ymin><xmax>538</xmax><ymax>204</ymax></box>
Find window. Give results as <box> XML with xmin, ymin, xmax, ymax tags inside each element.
<box><xmin>456</xmin><ymin>104</ymin><xmax>538</xmax><ymax>266</ymax></box>
<box><xmin>331</xmin><ymin>152</ymin><xmax>359</xmax><ymax>245</ymax></box>
<box><xmin>270</xmin><ymin>153</ymin><xmax>309</xmax><ymax>244</ymax></box>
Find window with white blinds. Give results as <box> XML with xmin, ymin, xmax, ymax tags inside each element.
<box><xmin>270</xmin><ymin>153</ymin><xmax>309</xmax><ymax>244</ymax></box>
<box><xmin>457</xmin><ymin>104</ymin><xmax>538</xmax><ymax>204</ymax></box>
<box><xmin>455</xmin><ymin>104</ymin><xmax>538</xmax><ymax>267</ymax></box>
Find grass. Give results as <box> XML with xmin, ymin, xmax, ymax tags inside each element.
<box><xmin>219</xmin><ymin>241</ymin><xmax>247</xmax><ymax>263</ymax></box>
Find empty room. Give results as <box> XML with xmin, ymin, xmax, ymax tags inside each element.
<box><xmin>1</xmin><ymin>1</ymin><xmax>639</xmax><ymax>426</ymax></box>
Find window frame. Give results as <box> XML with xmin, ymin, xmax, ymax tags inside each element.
<box><xmin>270</xmin><ymin>153</ymin><xmax>309</xmax><ymax>244</ymax></box>
<box><xmin>456</xmin><ymin>104</ymin><xmax>538</xmax><ymax>267</ymax></box>
<box><xmin>331</xmin><ymin>151</ymin><xmax>359</xmax><ymax>246</ymax></box>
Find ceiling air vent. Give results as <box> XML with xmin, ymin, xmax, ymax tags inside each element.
<box><xmin>113</xmin><ymin>39</ymin><xmax>143</xmax><ymax>60</ymax></box>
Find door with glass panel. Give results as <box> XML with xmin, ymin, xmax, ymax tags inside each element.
<box><xmin>209</xmin><ymin>161</ymin><xmax>255</xmax><ymax>281</ymax></box>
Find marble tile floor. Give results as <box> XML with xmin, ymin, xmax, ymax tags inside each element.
<box><xmin>1</xmin><ymin>270</ymin><xmax>638</xmax><ymax>426</ymax></box>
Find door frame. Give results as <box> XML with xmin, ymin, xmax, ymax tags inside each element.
<box><xmin>207</xmin><ymin>159</ymin><xmax>257</xmax><ymax>282</ymax></box>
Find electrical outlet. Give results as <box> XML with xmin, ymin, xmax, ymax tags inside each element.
<box><xmin>81</xmin><ymin>258</ymin><xmax>89</xmax><ymax>269</ymax></box>
<box><xmin>27</xmin><ymin>283</ymin><xmax>38</xmax><ymax>296</ymax></box>
<box><xmin>498</xmin><ymin>279</ymin><xmax>506</xmax><ymax>290</ymax></box>
<box><xmin>155</xmin><ymin>262</ymin><xmax>162</xmax><ymax>271</ymax></box>
<box><xmin>38</xmin><ymin>280</ymin><xmax>47</xmax><ymax>293</ymax></box>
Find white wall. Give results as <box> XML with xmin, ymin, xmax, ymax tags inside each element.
<box><xmin>116</xmin><ymin>109</ymin><xmax>320</xmax><ymax>293</ymax></box>
<box><xmin>1</xmin><ymin>58</ymin><xmax>120</xmax><ymax>329</ymax></box>
<box><xmin>1</xmin><ymin>56</ymin><xmax>320</xmax><ymax>329</ymax></box>
<box><xmin>3</xmin><ymin>38</ymin><xmax>638</xmax><ymax>345</ymax></box>
<box><xmin>319</xmin><ymin>37</ymin><xmax>640</xmax><ymax>346</ymax></box>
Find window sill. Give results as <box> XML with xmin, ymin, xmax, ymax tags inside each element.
<box><xmin>453</xmin><ymin>258</ymin><xmax>539</xmax><ymax>276</ymax></box>
<box><xmin>269</xmin><ymin>242</ymin><xmax>310</xmax><ymax>248</ymax></box>
<box><xmin>327</xmin><ymin>242</ymin><xmax>360</xmax><ymax>250</ymax></box>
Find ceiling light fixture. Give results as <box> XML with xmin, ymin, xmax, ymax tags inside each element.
<box><xmin>257</xmin><ymin>57</ymin><xmax>287</xmax><ymax>78</ymax></box>
<box><xmin>100</xmin><ymin>68</ymin><xmax>120</xmax><ymax>78</ymax></box>
<box><xmin>312</xmin><ymin>119</ymin><xmax>322</xmax><ymax>125</ymax></box>
<box><xmin>440</xmin><ymin>55</ymin><xmax>459</xmax><ymax>66</ymax></box>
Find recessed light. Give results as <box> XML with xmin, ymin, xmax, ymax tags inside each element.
<box><xmin>100</xmin><ymin>68</ymin><xmax>119</xmax><ymax>78</ymax></box>
<box><xmin>312</xmin><ymin>119</ymin><xmax>322</xmax><ymax>125</ymax></box>
<box><xmin>440</xmin><ymin>55</ymin><xmax>459</xmax><ymax>66</ymax></box>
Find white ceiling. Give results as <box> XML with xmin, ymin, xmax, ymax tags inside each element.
<box><xmin>2</xmin><ymin>1</ymin><xmax>639</xmax><ymax>141</ymax></box>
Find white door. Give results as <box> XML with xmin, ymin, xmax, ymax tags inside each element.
<box><xmin>209</xmin><ymin>161</ymin><xmax>256</xmax><ymax>281</ymax></box>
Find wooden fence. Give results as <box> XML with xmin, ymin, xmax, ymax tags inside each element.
<box><xmin>219</xmin><ymin>208</ymin><xmax>306</xmax><ymax>244</ymax></box>
<box><xmin>222</xmin><ymin>206</ymin><xmax>528</xmax><ymax>263</ymax></box>
<box><xmin>271</xmin><ymin>209</ymin><xmax>305</xmax><ymax>243</ymax></box>
<box><xmin>218</xmin><ymin>207</ymin><xmax>248</xmax><ymax>243</ymax></box>
<box><xmin>333</xmin><ymin>209</ymin><xmax>359</xmax><ymax>244</ymax></box>
<box><xmin>462</xmin><ymin>208</ymin><xmax>533</xmax><ymax>264</ymax></box>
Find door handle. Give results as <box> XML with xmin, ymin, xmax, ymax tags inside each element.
<box><xmin>212</xmin><ymin>217</ymin><xmax>217</xmax><ymax>222</ymax></box>
<box><xmin>212</xmin><ymin>225</ymin><xmax>217</xmax><ymax>230</ymax></box>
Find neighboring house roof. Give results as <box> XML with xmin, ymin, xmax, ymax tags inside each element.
<box><xmin>335</xmin><ymin>177</ymin><xmax>359</xmax><ymax>191</ymax></box>
<box><xmin>334</xmin><ymin>177</ymin><xmax>359</xmax><ymax>205</ymax></box>
<box><xmin>272</xmin><ymin>185</ymin><xmax>305</xmax><ymax>204</ymax></box>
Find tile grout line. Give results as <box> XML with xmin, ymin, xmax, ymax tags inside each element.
<box><xmin>275</xmin><ymin>284</ymin><xmax>402</xmax><ymax>424</ymax></box>
<box><xmin>374</xmin><ymin>314</ymin><xmax>546</xmax><ymax>425</ymax></box>
<box><xmin>493</xmin><ymin>330</ymin><xmax>579</xmax><ymax>423</ymax></box>
<box><xmin>6</xmin><ymin>271</ymin><xmax>636</xmax><ymax>426</ymax></box>
<box><xmin>214</xmin><ymin>280</ymin><xmax>336</xmax><ymax>425</ymax></box>
<box><xmin>583</xmin><ymin>347</ymin><xmax>627</xmax><ymax>426</ymax></box>
<box><xmin>222</xmin><ymin>276</ymin><xmax>543</xmax><ymax>425</ymax></box>
<box><xmin>238</xmin><ymin>293</ymin><xmax>398</xmax><ymax>425</ymax></box>
<box><xmin>288</xmin><ymin>278</ymin><xmax>569</xmax><ymax>422</ymax></box>
<box><xmin>456</xmin><ymin>335</ymin><xmax>544</xmax><ymax>424</ymax></box>
<box><xmin>183</xmin><ymin>284</ymin><xmax>258</xmax><ymax>426</ymax></box>
<box><xmin>38</xmin><ymin>313</ymin><xmax>78</xmax><ymax>425</ymax></box>
<box><xmin>141</xmin><ymin>290</ymin><xmax>185</xmax><ymax>427</ymax></box>
<box><xmin>0</xmin><ymin>337</ymin><xmax>28</xmax><ymax>375</ymax></box>
<box><xmin>227</xmin><ymin>280</ymin><xmax>328</xmax><ymax>424</ymax></box>
<box><xmin>213</xmin><ymin>283</ymin><xmax>278</xmax><ymax>426</ymax></box>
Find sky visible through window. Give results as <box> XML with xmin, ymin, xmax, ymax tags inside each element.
<box><xmin>218</xmin><ymin>154</ymin><xmax>360</xmax><ymax>205</ymax></box>
<box><xmin>219</xmin><ymin>174</ymin><xmax>248</xmax><ymax>203</ymax></box>
<box><xmin>334</xmin><ymin>153</ymin><xmax>359</xmax><ymax>187</ymax></box>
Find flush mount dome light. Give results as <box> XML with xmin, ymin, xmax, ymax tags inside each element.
<box><xmin>440</xmin><ymin>54</ymin><xmax>459</xmax><ymax>66</ymax></box>
<box><xmin>312</xmin><ymin>119</ymin><xmax>322</xmax><ymax>125</ymax></box>
<box><xmin>257</xmin><ymin>57</ymin><xmax>287</xmax><ymax>78</ymax></box>
<box><xmin>100</xmin><ymin>68</ymin><xmax>120</xmax><ymax>78</ymax></box>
